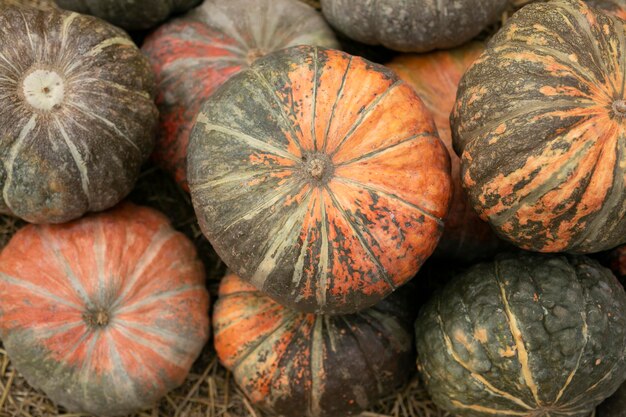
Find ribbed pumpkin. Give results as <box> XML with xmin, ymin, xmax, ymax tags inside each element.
<box><xmin>388</xmin><ymin>43</ymin><xmax>502</xmax><ymax>262</ymax></box>
<box><xmin>452</xmin><ymin>0</ymin><xmax>626</xmax><ymax>253</ymax></box>
<box><xmin>54</xmin><ymin>0</ymin><xmax>201</xmax><ymax>30</ymax></box>
<box><xmin>416</xmin><ymin>253</ymin><xmax>626</xmax><ymax>417</ymax></box>
<box><xmin>0</xmin><ymin>203</ymin><xmax>209</xmax><ymax>416</ymax></box>
<box><xmin>0</xmin><ymin>6</ymin><xmax>157</xmax><ymax>224</ymax></box>
<box><xmin>214</xmin><ymin>273</ymin><xmax>416</xmax><ymax>417</ymax></box>
<box><xmin>189</xmin><ymin>45</ymin><xmax>452</xmax><ymax>314</ymax></box>
<box><xmin>320</xmin><ymin>0</ymin><xmax>508</xmax><ymax>52</ymax></box>
<box><xmin>142</xmin><ymin>0</ymin><xmax>338</xmax><ymax>191</ymax></box>
<box><xmin>598</xmin><ymin>383</ymin><xmax>626</xmax><ymax>417</ymax></box>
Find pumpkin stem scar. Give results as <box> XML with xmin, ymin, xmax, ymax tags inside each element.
<box><xmin>20</xmin><ymin>67</ymin><xmax>65</xmax><ymax>111</ymax></box>
<box><xmin>613</xmin><ymin>100</ymin><xmax>626</xmax><ymax>117</ymax></box>
<box><xmin>308</xmin><ymin>159</ymin><xmax>325</xmax><ymax>179</ymax></box>
<box><xmin>83</xmin><ymin>308</ymin><xmax>110</xmax><ymax>328</ymax></box>
<box><xmin>246</xmin><ymin>48</ymin><xmax>267</xmax><ymax>65</ymax></box>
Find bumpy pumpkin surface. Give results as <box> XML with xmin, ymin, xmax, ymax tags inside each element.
<box><xmin>54</xmin><ymin>0</ymin><xmax>200</xmax><ymax>30</ymax></box>
<box><xmin>0</xmin><ymin>6</ymin><xmax>157</xmax><ymax>224</ymax></box>
<box><xmin>320</xmin><ymin>0</ymin><xmax>508</xmax><ymax>52</ymax></box>
<box><xmin>214</xmin><ymin>273</ymin><xmax>415</xmax><ymax>417</ymax></box>
<box><xmin>142</xmin><ymin>0</ymin><xmax>338</xmax><ymax>191</ymax></box>
<box><xmin>452</xmin><ymin>0</ymin><xmax>626</xmax><ymax>253</ymax></box>
<box><xmin>416</xmin><ymin>253</ymin><xmax>626</xmax><ymax>417</ymax></box>
<box><xmin>0</xmin><ymin>204</ymin><xmax>209</xmax><ymax>416</ymax></box>
<box><xmin>389</xmin><ymin>43</ymin><xmax>502</xmax><ymax>262</ymax></box>
<box><xmin>189</xmin><ymin>45</ymin><xmax>452</xmax><ymax>314</ymax></box>
<box><xmin>598</xmin><ymin>383</ymin><xmax>626</xmax><ymax>417</ymax></box>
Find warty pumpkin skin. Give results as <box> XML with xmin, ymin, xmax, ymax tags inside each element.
<box><xmin>142</xmin><ymin>0</ymin><xmax>338</xmax><ymax>191</ymax></box>
<box><xmin>214</xmin><ymin>273</ymin><xmax>416</xmax><ymax>417</ymax></box>
<box><xmin>54</xmin><ymin>0</ymin><xmax>201</xmax><ymax>31</ymax></box>
<box><xmin>320</xmin><ymin>0</ymin><xmax>508</xmax><ymax>53</ymax></box>
<box><xmin>415</xmin><ymin>253</ymin><xmax>626</xmax><ymax>417</ymax></box>
<box><xmin>188</xmin><ymin>45</ymin><xmax>452</xmax><ymax>314</ymax></box>
<box><xmin>0</xmin><ymin>6</ymin><xmax>157</xmax><ymax>224</ymax></box>
<box><xmin>452</xmin><ymin>0</ymin><xmax>626</xmax><ymax>254</ymax></box>
<box><xmin>388</xmin><ymin>43</ymin><xmax>503</xmax><ymax>263</ymax></box>
<box><xmin>0</xmin><ymin>203</ymin><xmax>210</xmax><ymax>416</ymax></box>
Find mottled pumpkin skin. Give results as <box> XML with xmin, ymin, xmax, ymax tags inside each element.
<box><xmin>416</xmin><ymin>253</ymin><xmax>626</xmax><ymax>417</ymax></box>
<box><xmin>452</xmin><ymin>0</ymin><xmax>626</xmax><ymax>254</ymax></box>
<box><xmin>598</xmin><ymin>383</ymin><xmax>626</xmax><ymax>417</ymax></box>
<box><xmin>389</xmin><ymin>43</ymin><xmax>502</xmax><ymax>263</ymax></box>
<box><xmin>0</xmin><ymin>0</ymin><xmax>58</xmax><ymax>10</ymax></box>
<box><xmin>189</xmin><ymin>45</ymin><xmax>452</xmax><ymax>314</ymax></box>
<box><xmin>588</xmin><ymin>0</ymin><xmax>626</xmax><ymax>18</ymax></box>
<box><xmin>142</xmin><ymin>0</ymin><xmax>338</xmax><ymax>191</ymax></box>
<box><xmin>214</xmin><ymin>273</ymin><xmax>415</xmax><ymax>417</ymax></box>
<box><xmin>54</xmin><ymin>0</ymin><xmax>200</xmax><ymax>30</ymax></box>
<box><xmin>0</xmin><ymin>6</ymin><xmax>157</xmax><ymax>224</ymax></box>
<box><xmin>320</xmin><ymin>0</ymin><xmax>508</xmax><ymax>53</ymax></box>
<box><xmin>0</xmin><ymin>204</ymin><xmax>209</xmax><ymax>416</ymax></box>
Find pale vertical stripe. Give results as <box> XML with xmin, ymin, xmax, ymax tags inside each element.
<box><xmin>316</xmin><ymin>193</ymin><xmax>330</xmax><ymax>308</ymax></box>
<box><xmin>86</xmin><ymin>37</ymin><xmax>134</xmax><ymax>57</ymax></box>
<box><xmin>53</xmin><ymin>115</ymin><xmax>90</xmax><ymax>204</ymax></box>
<box><xmin>0</xmin><ymin>272</ymin><xmax>82</xmax><ymax>310</ymax></box>
<box><xmin>309</xmin><ymin>316</ymin><xmax>324</xmax><ymax>417</ymax></box>
<box><xmin>450</xmin><ymin>400</ymin><xmax>527</xmax><ymax>416</ymax></box>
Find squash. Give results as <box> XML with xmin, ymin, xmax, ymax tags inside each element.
<box><xmin>452</xmin><ymin>0</ymin><xmax>626</xmax><ymax>253</ymax></box>
<box><xmin>213</xmin><ymin>273</ymin><xmax>416</xmax><ymax>417</ymax></box>
<box><xmin>588</xmin><ymin>0</ymin><xmax>626</xmax><ymax>18</ymax></box>
<box><xmin>0</xmin><ymin>6</ymin><xmax>157</xmax><ymax>224</ymax></box>
<box><xmin>0</xmin><ymin>203</ymin><xmax>209</xmax><ymax>416</ymax></box>
<box><xmin>1</xmin><ymin>0</ymin><xmax>58</xmax><ymax>10</ymax></box>
<box><xmin>416</xmin><ymin>253</ymin><xmax>626</xmax><ymax>417</ymax></box>
<box><xmin>54</xmin><ymin>0</ymin><xmax>201</xmax><ymax>31</ymax></box>
<box><xmin>388</xmin><ymin>43</ymin><xmax>502</xmax><ymax>263</ymax></box>
<box><xmin>142</xmin><ymin>0</ymin><xmax>338</xmax><ymax>191</ymax></box>
<box><xmin>188</xmin><ymin>45</ymin><xmax>452</xmax><ymax>314</ymax></box>
<box><xmin>320</xmin><ymin>0</ymin><xmax>508</xmax><ymax>52</ymax></box>
<box><xmin>598</xmin><ymin>383</ymin><xmax>626</xmax><ymax>417</ymax></box>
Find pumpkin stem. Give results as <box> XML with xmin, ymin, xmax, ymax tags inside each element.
<box><xmin>246</xmin><ymin>48</ymin><xmax>267</xmax><ymax>65</ymax></box>
<box><xmin>83</xmin><ymin>308</ymin><xmax>110</xmax><ymax>328</ymax></box>
<box><xmin>613</xmin><ymin>99</ymin><xmax>626</xmax><ymax>116</ymax></box>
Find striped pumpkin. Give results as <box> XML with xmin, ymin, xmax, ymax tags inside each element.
<box><xmin>416</xmin><ymin>253</ymin><xmax>626</xmax><ymax>417</ymax></box>
<box><xmin>452</xmin><ymin>0</ymin><xmax>626</xmax><ymax>253</ymax></box>
<box><xmin>588</xmin><ymin>0</ymin><xmax>626</xmax><ymax>17</ymax></box>
<box><xmin>188</xmin><ymin>45</ymin><xmax>452</xmax><ymax>314</ymax></box>
<box><xmin>389</xmin><ymin>43</ymin><xmax>503</xmax><ymax>262</ymax></box>
<box><xmin>0</xmin><ymin>6</ymin><xmax>157</xmax><ymax>224</ymax></box>
<box><xmin>142</xmin><ymin>0</ymin><xmax>338</xmax><ymax>190</ymax></box>
<box><xmin>0</xmin><ymin>204</ymin><xmax>209</xmax><ymax>416</ymax></box>
<box><xmin>214</xmin><ymin>273</ymin><xmax>416</xmax><ymax>417</ymax></box>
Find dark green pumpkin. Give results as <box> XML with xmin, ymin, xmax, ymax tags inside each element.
<box><xmin>416</xmin><ymin>253</ymin><xmax>626</xmax><ymax>417</ymax></box>
<box><xmin>452</xmin><ymin>0</ymin><xmax>626</xmax><ymax>253</ymax></box>
<box><xmin>54</xmin><ymin>0</ymin><xmax>201</xmax><ymax>30</ymax></box>
<box><xmin>598</xmin><ymin>383</ymin><xmax>626</xmax><ymax>417</ymax></box>
<box><xmin>320</xmin><ymin>0</ymin><xmax>508</xmax><ymax>52</ymax></box>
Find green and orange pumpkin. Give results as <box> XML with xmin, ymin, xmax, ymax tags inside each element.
<box><xmin>142</xmin><ymin>0</ymin><xmax>338</xmax><ymax>190</ymax></box>
<box><xmin>54</xmin><ymin>0</ymin><xmax>201</xmax><ymax>31</ymax></box>
<box><xmin>452</xmin><ymin>0</ymin><xmax>626</xmax><ymax>253</ymax></box>
<box><xmin>0</xmin><ymin>5</ymin><xmax>157</xmax><ymax>224</ymax></box>
<box><xmin>416</xmin><ymin>253</ymin><xmax>626</xmax><ymax>417</ymax></box>
<box><xmin>188</xmin><ymin>45</ymin><xmax>452</xmax><ymax>314</ymax></box>
<box><xmin>0</xmin><ymin>203</ymin><xmax>209</xmax><ymax>416</ymax></box>
<box><xmin>388</xmin><ymin>43</ymin><xmax>503</xmax><ymax>262</ymax></box>
<box><xmin>214</xmin><ymin>273</ymin><xmax>416</xmax><ymax>417</ymax></box>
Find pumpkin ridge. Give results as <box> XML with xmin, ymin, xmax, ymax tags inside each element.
<box><xmin>553</xmin><ymin>312</ymin><xmax>588</xmax><ymax>404</ymax></box>
<box><xmin>335</xmin><ymin>132</ymin><xmax>432</xmax><ymax>168</ymax></box>
<box><xmin>434</xmin><ymin>300</ymin><xmax>533</xmax><ymax>411</ymax></box>
<box><xmin>53</xmin><ymin>116</ymin><xmax>90</xmax><ymax>205</ymax></box>
<box><xmin>322</xmin><ymin>56</ymin><xmax>353</xmax><ymax>152</ymax></box>
<box><xmin>315</xmin><ymin>192</ymin><xmax>330</xmax><ymax>308</ymax></box>
<box><xmin>308</xmin><ymin>316</ymin><xmax>324</xmax><ymax>417</ymax></box>
<box><xmin>328</xmin><ymin>79</ymin><xmax>402</xmax><ymax>158</ymax></box>
<box><xmin>324</xmin><ymin>185</ymin><xmax>396</xmax><ymax>291</ymax></box>
<box><xmin>494</xmin><ymin>260</ymin><xmax>542</xmax><ymax>406</ymax></box>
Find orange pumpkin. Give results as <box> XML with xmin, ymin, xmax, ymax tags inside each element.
<box><xmin>188</xmin><ymin>45</ymin><xmax>452</xmax><ymax>314</ymax></box>
<box><xmin>0</xmin><ymin>203</ymin><xmax>209</xmax><ymax>416</ymax></box>
<box><xmin>388</xmin><ymin>43</ymin><xmax>503</xmax><ymax>262</ymax></box>
<box><xmin>213</xmin><ymin>273</ymin><xmax>416</xmax><ymax>417</ymax></box>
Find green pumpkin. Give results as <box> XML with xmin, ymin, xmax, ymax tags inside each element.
<box><xmin>54</xmin><ymin>0</ymin><xmax>201</xmax><ymax>30</ymax></box>
<box><xmin>415</xmin><ymin>253</ymin><xmax>626</xmax><ymax>417</ymax></box>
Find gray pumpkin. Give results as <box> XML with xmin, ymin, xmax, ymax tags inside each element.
<box><xmin>0</xmin><ymin>6</ymin><xmax>157</xmax><ymax>223</ymax></box>
<box><xmin>55</xmin><ymin>0</ymin><xmax>201</xmax><ymax>30</ymax></box>
<box><xmin>320</xmin><ymin>0</ymin><xmax>508</xmax><ymax>52</ymax></box>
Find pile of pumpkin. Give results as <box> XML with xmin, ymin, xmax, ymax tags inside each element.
<box><xmin>2</xmin><ymin>0</ymin><xmax>626</xmax><ymax>416</ymax></box>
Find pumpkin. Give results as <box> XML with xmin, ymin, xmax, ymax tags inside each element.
<box><xmin>0</xmin><ymin>6</ymin><xmax>157</xmax><ymax>224</ymax></box>
<box><xmin>213</xmin><ymin>273</ymin><xmax>416</xmax><ymax>417</ymax></box>
<box><xmin>515</xmin><ymin>1</ymin><xmax>626</xmax><ymax>19</ymax></box>
<box><xmin>388</xmin><ymin>43</ymin><xmax>503</xmax><ymax>263</ymax></box>
<box><xmin>320</xmin><ymin>0</ymin><xmax>508</xmax><ymax>53</ymax></box>
<box><xmin>142</xmin><ymin>0</ymin><xmax>338</xmax><ymax>191</ymax></box>
<box><xmin>0</xmin><ymin>203</ymin><xmax>210</xmax><ymax>416</ymax></box>
<box><xmin>451</xmin><ymin>0</ymin><xmax>626</xmax><ymax>254</ymax></box>
<box><xmin>415</xmin><ymin>253</ymin><xmax>626</xmax><ymax>417</ymax></box>
<box><xmin>54</xmin><ymin>0</ymin><xmax>201</xmax><ymax>31</ymax></box>
<box><xmin>188</xmin><ymin>45</ymin><xmax>452</xmax><ymax>314</ymax></box>
<box><xmin>598</xmin><ymin>383</ymin><xmax>626</xmax><ymax>417</ymax></box>
<box><xmin>1</xmin><ymin>0</ymin><xmax>58</xmax><ymax>10</ymax></box>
